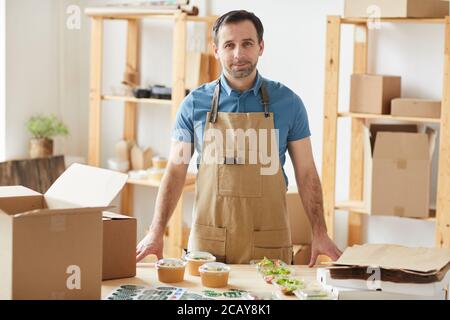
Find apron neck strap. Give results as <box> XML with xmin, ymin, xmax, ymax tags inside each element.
<box><xmin>260</xmin><ymin>82</ymin><xmax>270</xmax><ymax>118</ymax></box>
<box><xmin>209</xmin><ymin>79</ymin><xmax>221</xmax><ymax>123</ymax></box>
<box><xmin>209</xmin><ymin>78</ymin><xmax>270</xmax><ymax>124</ymax></box>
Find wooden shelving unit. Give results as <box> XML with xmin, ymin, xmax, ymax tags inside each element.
<box><xmin>322</xmin><ymin>16</ymin><xmax>450</xmax><ymax>247</ymax></box>
<box><xmin>102</xmin><ymin>95</ymin><xmax>173</xmax><ymax>106</ymax></box>
<box><xmin>86</xmin><ymin>8</ymin><xmax>219</xmax><ymax>258</ymax></box>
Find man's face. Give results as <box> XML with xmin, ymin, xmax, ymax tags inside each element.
<box><xmin>213</xmin><ymin>20</ymin><xmax>264</xmax><ymax>80</ymax></box>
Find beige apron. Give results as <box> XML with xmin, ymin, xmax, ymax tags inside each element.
<box><xmin>187</xmin><ymin>79</ymin><xmax>293</xmax><ymax>264</ymax></box>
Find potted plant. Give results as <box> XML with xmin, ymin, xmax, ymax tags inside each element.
<box><xmin>26</xmin><ymin>114</ymin><xmax>69</xmax><ymax>158</ymax></box>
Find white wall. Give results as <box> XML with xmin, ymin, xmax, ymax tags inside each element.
<box><xmin>0</xmin><ymin>0</ymin><xmax>5</xmax><ymax>162</ymax></box>
<box><xmin>5</xmin><ymin>0</ymin><xmax>62</xmax><ymax>160</ymax></box>
<box><xmin>4</xmin><ymin>0</ymin><xmax>444</xmax><ymax>249</ymax></box>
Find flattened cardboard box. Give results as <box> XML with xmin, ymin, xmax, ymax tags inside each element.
<box><xmin>0</xmin><ymin>164</ymin><xmax>128</xmax><ymax>300</ymax></box>
<box><xmin>363</xmin><ymin>124</ymin><xmax>436</xmax><ymax>218</ymax></box>
<box><xmin>344</xmin><ymin>0</ymin><xmax>449</xmax><ymax>18</ymax></box>
<box><xmin>103</xmin><ymin>212</ymin><xmax>136</xmax><ymax>280</ymax></box>
<box><xmin>391</xmin><ymin>98</ymin><xmax>441</xmax><ymax>119</ymax></box>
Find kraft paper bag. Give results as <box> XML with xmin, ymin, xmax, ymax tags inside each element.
<box><xmin>333</xmin><ymin>244</ymin><xmax>450</xmax><ymax>275</ymax></box>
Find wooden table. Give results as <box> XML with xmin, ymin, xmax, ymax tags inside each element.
<box><xmin>102</xmin><ymin>263</ymin><xmax>318</xmax><ymax>300</ymax></box>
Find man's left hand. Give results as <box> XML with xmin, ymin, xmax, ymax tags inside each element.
<box><xmin>308</xmin><ymin>231</ymin><xmax>342</xmax><ymax>267</ymax></box>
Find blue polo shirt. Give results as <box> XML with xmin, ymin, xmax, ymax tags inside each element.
<box><xmin>171</xmin><ymin>72</ymin><xmax>311</xmax><ymax>187</ymax></box>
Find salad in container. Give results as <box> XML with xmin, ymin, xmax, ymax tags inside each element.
<box><xmin>271</xmin><ymin>276</ymin><xmax>305</xmax><ymax>296</ymax></box>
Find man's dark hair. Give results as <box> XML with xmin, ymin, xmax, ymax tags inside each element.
<box><xmin>212</xmin><ymin>10</ymin><xmax>264</xmax><ymax>45</ymax></box>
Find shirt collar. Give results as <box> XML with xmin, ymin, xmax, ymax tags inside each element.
<box><xmin>220</xmin><ymin>71</ymin><xmax>263</xmax><ymax>96</ymax></box>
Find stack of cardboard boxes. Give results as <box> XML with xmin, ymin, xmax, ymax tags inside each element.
<box><xmin>0</xmin><ymin>164</ymin><xmax>137</xmax><ymax>299</ymax></box>
<box><xmin>349</xmin><ymin>74</ymin><xmax>437</xmax><ymax>219</ymax></box>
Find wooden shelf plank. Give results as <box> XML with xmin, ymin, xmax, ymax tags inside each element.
<box><xmin>187</xmin><ymin>16</ymin><xmax>218</xmax><ymax>23</ymax></box>
<box><xmin>127</xmin><ymin>173</ymin><xmax>196</xmax><ymax>188</ymax></box>
<box><xmin>338</xmin><ymin>111</ymin><xmax>441</xmax><ymax>124</ymax></box>
<box><xmin>102</xmin><ymin>95</ymin><xmax>172</xmax><ymax>105</ymax></box>
<box><xmin>341</xmin><ymin>17</ymin><xmax>447</xmax><ymax>25</ymax></box>
<box><xmin>335</xmin><ymin>201</ymin><xmax>436</xmax><ymax>221</ymax></box>
<box><xmin>85</xmin><ymin>7</ymin><xmax>179</xmax><ymax>18</ymax></box>
<box><xmin>85</xmin><ymin>7</ymin><xmax>211</xmax><ymax>21</ymax></box>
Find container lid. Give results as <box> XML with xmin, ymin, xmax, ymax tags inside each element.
<box><xmin>156</xmin><ymin>258</ymin><xmax>186</xmax><ymax>269</ymax></box>
<box><xmin>242</xmin><ymin>291</ymin><xmax>280</xmax><ymax>301</ymax></box>
<box><xmin>199</xmin><ymin>262</ymin><xmax>230</xmax><ymax>273</ymax></box>
<box><xmin>185</xmin><ymin>251</ymin><xmax>216</xmax><ymax>262</ymax></box>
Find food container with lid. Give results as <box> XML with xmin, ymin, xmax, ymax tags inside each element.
<box><xmin>185</xmin><ymin>251</ymin><xmax>216</xmax><ymax>276</ymax></box>
<box><xmin>156</xmin><ymin>258</ymin><xmax>187</xmax><ymax>283</ymax></box>
<box><xmin>271</xmin><ymin>276</ymin><xmax>305</xmax><ymax>296</ymax></box>
<box><xmin>152</xmin><ymin>156</ymin><xmax>168</xmax><ymax>169</ymax></box>
<box><xmin>199</xmin><ymin>262</ymin><xmax>230</xmax><ymax>288</ymax></box>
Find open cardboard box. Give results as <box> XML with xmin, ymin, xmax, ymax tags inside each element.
<box><xmin>0</xmin><ymin>164</ymin><xmax>128</xmax><ymax>299</ymax></box>
<box><xmin>363</xmin><ymin>124</ymin><xmax>436</xmax><ymax>218</ymax></box>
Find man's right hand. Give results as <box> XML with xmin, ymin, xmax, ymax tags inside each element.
<box><xmin>136</xmin><ymin>232</ymin><xmax>164</xmax><ymax>262</ymax></box>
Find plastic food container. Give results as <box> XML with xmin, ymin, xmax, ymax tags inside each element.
<box><xmin>147</xmin><ymin>168</ymin><xmax>165</xmax><ymax>181</ymax></box>
<box><xmin>294</xmin><ymin>288</ymin><xmax>336</xmax><ymax>300</ymax></box>
<box><xmin>152</xmin><ymin>156</ymin><xmax>168</xmax><ymax>169</ymax></box>
<box><xmin>258</xmin><ymin>265</ymin><xmax>293</xmax><ymax>284</ymax></box>
<box><xmin>199</xmin><ymin>262</ymin><xmax>230</xmax><ymax>288</ymax></box>
<box><xmin>107</xmin><ymin>158</ymin><xmax>129</xmax><ymax>173</ymax></box>
<box><xmin>156</xmin><ymin>258</ymin><xmax>187</xmax><ymax>283</ymax></box>
<box><xmin>128</xmin><ymin>170</ymin><xmax>149</xmax><ymax>180</ymax></box>
<box><xmin>185</xmin><ymin>251</ymin><xmax>216</xmax><ymax>276</ymax></box>
<box><xmin>271</xmin><ymin>276</ymin><xmax>305</xmax><ymax>296</ymax></box>
<box><xmin>250</xmin><ymin>257</ymin><xmax>288</xmax><ymax>271</ymax></box>
<box><xmin>242</xmin><ymin>291</ymin><xmax>280</xmax><ymax>300</ymax></box>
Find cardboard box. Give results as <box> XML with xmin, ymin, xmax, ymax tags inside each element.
<box><xmin>363</xmin><ymin>124</ymin><xmax>436</xmax><ymax>218</ymax></box>
<box><xmin>102</xmin><ymin>212</ymin><xmax>137</xmax><ymax>280</ymax></box>
<box><xmin>293</xmin><ymin>244</ymin><xmax>311</xmax><ymax>265</ymax></box>
<box><xmin>344</xmin><ymin>0</ymin><xmax>449</xmax><ymax>18</ymax></box>
<box><xmin>350</xmin><ymin>74</ymin><xmax>401</xmax><ymax>115</ymax></box>
<box><xmin>286</xmin><ymin>189</ymin><xmax>312</xmax><ymax>245</ymax></box>
<box><xmin>131</xmin><ymin>145</ymin><xmax>153</xmax><ymax>170</ymax></box>
<box><xmin>0</xmin><ymin>164</ymin><xmax>128</xmax><ymax>300</ymax></box>
<box><xmin>391</xmin><ymin>98</ymin><xmax>441</xmax><ymax>119</ymax></box>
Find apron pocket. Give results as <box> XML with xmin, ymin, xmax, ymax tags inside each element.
<box><xmin>252</xmin><ymin>229</ymin><xmax>293</xmax><ymax>264</ymax></box>
<box><xmin>191</xmin><ymin>224</ymin><xmax>227</xmax><ymax>261</ymax></box>
<box><xmin>217</xmin><ymin>164</ymin><xmax>262</xmax><ymax>197</ymax></box>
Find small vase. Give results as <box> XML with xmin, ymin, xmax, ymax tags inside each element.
<box><xmin>29</xmin><ymin>138</ymin><xmax>53</xmax><ymax>158</ymax></box>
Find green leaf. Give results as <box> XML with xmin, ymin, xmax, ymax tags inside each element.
<box><xmin>26</xmin><ymin>114</ymin><xmax>69</xmax><ymax>139</ymax></box>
